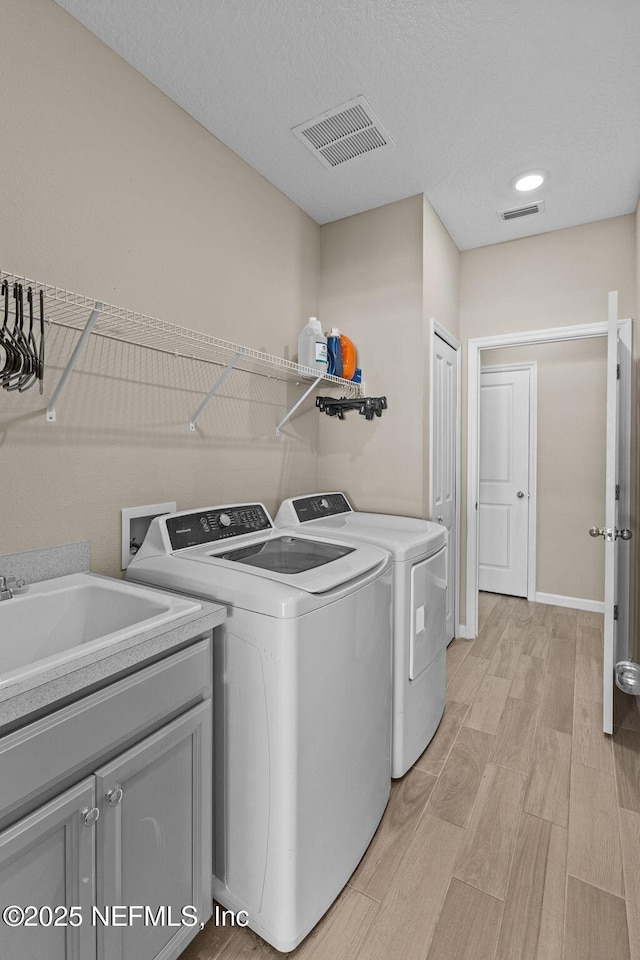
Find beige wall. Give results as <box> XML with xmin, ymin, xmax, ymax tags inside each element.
<box><xmin>317</xmin><ymin>195</ymin><xmax>460</xmax><ymax>517</ymax></box>
<box><xmin>2</xmin><ymin>0</ymin><xmax>636</xmax><ymax>628</ymax></box>
<box><xmin>0</xmin><ymin>0</ymin><xmax>321</xmax><ymax>576</ymax></box>
<box><xmin>423</xmin><ymin>197</ymin><xmax>460</xmax><ymax>340</ymax></box>
<box><xmin>460</xmin><ymin>216</ymin><xmax>637</xmax><ymax>625</ymax></box>
<box><xmin>461</xmin><ymin>216</ymin><xmax>636</xmax><ymax>339</ymax></box>
<box><xmin>482</xmin><ymin>339</ymin><xmax>607</xmax><ymax>603</ymax></box>
<box><xmin>317</xmin><ymin>196</ymin><xmax>426</xmax><ymax>515</ymax></box>
<box><xmin>634</xmin><ymin>194</ymin><xmax>640</xmax><ymax>658</ymax></box>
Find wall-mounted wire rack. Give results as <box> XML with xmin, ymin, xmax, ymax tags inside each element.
<box><xmin>0</xmin><ymin>268</ymin><xmax>363</xmax><ymax>435</ymax></box>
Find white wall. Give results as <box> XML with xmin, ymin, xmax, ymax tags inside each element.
<box><xmin>0</xmin><ymin>0</ymin><xmax>321</xmax><ymax>576</ymax></box>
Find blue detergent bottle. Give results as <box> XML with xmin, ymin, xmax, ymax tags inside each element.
<box><xmin>326</xmin><ymin>328</ymin><xmax>343</xmax><ymax>377</ymax></box>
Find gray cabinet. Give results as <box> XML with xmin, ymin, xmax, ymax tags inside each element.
<box><xmin>96</xmin><ymin>702</ymin><xmax>211</xmax><ymax>960</ymax></box>
<box><xmin>0</xmin><ymin>778</ymin><xmax>97</xmax><ymax>960</ymax></box>
<box><xmin>0</xmin><ymin>639</ymin><xmax>213</xmax><ymax>960</ymax></box>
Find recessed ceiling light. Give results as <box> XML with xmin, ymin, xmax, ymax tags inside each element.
<box><xmin>511</xmin><ymin>170</ymin><xmax>548</xmax><ymax>192</ymax></box>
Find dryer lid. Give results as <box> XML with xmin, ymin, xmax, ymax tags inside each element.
<box><xmin>276</xmin><ymin>495</ymin><xmax>446</xmax><ymax>562</ymax></box>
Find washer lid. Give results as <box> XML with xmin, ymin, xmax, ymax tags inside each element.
<box><xmin>217</xmin><ymin>535</ymin><xmax>354</xmax><ymax>574</ymax></box>
<box><xmin>178</xmin><ymin>530</ymin><xmax>381</xmax><ymax>595</ymax></box>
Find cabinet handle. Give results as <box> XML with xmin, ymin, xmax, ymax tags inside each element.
<box><xmin>106</xmin><ymin>785</ymin><xmax>123</xmax><ymax>807</ymax></box>
<box><xmin>82</xmin><ymin>807</ymin><xmax>100</xmax><ymax>827</ymax></box>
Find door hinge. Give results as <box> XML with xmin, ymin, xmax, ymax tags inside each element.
<box><xmin>614</xmin><ymin>604</ymin><xmax>619</xmax><ymax>621</ymax></box>
<box><xmin>616</xmin><ymin>484</ymin><xmax>620</xmax><ymax>501</ymax></box>
<box><xmin>617</xmin><ymin>363</ymin><xmax>621</xmax><ymax>380</ymax></box>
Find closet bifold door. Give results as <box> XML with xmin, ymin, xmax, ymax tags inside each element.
<box><xmin>94</xmin><ymin>701</ymin><xmax>212</xmax><ymax>960</ymax></box>
<box><xmin>0</xmin><ymin>778</ymin><xmax>97</xmax><ymax>960</ymax></box>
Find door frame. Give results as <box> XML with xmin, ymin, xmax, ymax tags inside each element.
<box><xmin>465</xmin><ymin>315</ymin><xmax>632</xmax><ymax>639</ymax></box>
<box><xmin>429</xmin><ymin>318</ymin><xmax>462</xmax><ymax>638</ymax></box>
<box><xmin>479</xmin><ymin>361</ymin><xmax>538</xmax><ymax>602</ymax></box>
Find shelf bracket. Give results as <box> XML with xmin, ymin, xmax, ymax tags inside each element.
<box><xmin>189</xmin><ymin>350</ymin><xmax>244</xmax><ymax>431</ymax></box>
<box><xmin>46</xmin><ymin>302</ymin><xmax>103</xmax><ymax>422</ymax></box>
<box><xmin>275</xmin><ymin>376</ymin><xmax>322</xmax><ymax>437</ymax></box>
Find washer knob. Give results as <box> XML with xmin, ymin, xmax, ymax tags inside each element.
<box><xmin>319</xmin><ymin>498</ymin><xmax>330</xmax><ymax>510</ymax></box>
<box><xmin>218</xmin><ymin>513</ymin><xmax>232</xmax><ymax>528</ymax></box>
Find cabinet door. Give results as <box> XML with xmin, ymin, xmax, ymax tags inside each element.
<box><xmin>95</xmin><ymin>701</ymin><xmax>212</xmax><ymax>960</ymax></box>
<box><xmin>0</xmin><ymin>778</ymin><xmax>97</xmax><ymax>960</ymax></box>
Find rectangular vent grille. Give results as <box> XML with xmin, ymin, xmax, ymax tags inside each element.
<box><xmin>499</xmin><ymin>201</ymin><xmax>544</xmax><ymax>221</ymax></box>
<box><xmin>292</xmin><ymin>96</ymin><xmax>393</xmax><ymax>169</ymax></box>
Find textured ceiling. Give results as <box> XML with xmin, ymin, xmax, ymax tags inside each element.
<box><xmin>54</xmin><ymin>0</ymin><xmax>640</xmax><ymax>249</ymax></box>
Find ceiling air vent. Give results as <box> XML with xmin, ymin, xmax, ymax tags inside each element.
<box><xmin>498</xmin><ymin>200</ymin><xmax>545</xmax><ymax>222</ymax></box>
<box><xmin>292</xmin><ymin>96</ymin><xmax>393</xmax><ymax>170</ymax></box>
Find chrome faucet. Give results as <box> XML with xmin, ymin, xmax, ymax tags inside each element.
<box><xmin>0</xmin><ymin>576</ymin><xmax>26</xmax><ymax>600</ymax></box>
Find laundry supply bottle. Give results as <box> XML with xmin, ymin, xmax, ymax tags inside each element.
<box><xmin>326</xmin><ymin>328</ymin><xmax>343</xmax><ymax>377</ymax></box>
<box><xmin>340</xmin><ymin>333</ymin><xmax>357</xmax><ymax>380</ymax></box>
<box><xmin>298</xmin><ymin>317</ymin><xmax>328</xmax><ymax>372</ymax></box>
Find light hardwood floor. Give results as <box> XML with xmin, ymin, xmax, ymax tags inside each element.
<box><xmin>182</xmin><ymin>594</ymin><xmax>640</xmax><ymax>960</ymax></box>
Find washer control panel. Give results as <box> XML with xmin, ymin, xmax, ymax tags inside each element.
<box><xmin>292</xmin><ymin>493</ymin><xmax>351</xmax><ymax>522</ymax></box>
<box><xmin>166</xmin><ymin>504</ymin><xmax>271</xmax><ymax>550</ymax></box>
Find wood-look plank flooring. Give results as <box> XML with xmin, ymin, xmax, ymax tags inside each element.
<box><xmin>181</xmin><ymin>594</ymin><xmax>639</xmax><ymax>960</ymax></box>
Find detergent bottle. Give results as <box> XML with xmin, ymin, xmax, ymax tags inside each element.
<box><xmin>297</xmin><ymin>317</ymin><xmax>327</xmax><ymax>372</ymax></box>
<box><xmin>340</xmin><ymin>333</ymin><xmax>357</xmax><ymax>380</ymax></box>
<box><xmin>326</xmin><ymin>328</ymin><xmax>343</xmax><ymax>377</ymax></box>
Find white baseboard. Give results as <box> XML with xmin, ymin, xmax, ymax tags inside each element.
<box><xmin>535</xmin><ymin>592</ymin><xmax>604</xmax><ymax>614</ymax></box>
<box><xmin>454</xmin><ymin>623</ymin><xmax>475</xmax><ymax>640</ymax></box>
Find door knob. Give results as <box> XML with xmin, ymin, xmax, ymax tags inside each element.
<box><xmin>589</xmin><ymin>527</ymin><xmax>633</xmax><ymax>541</ymax></box>
<box><xmin>106</xmin><ymin>785</ymin><xmax>123</xmax><ymax>807</ymax></box>
<box><xmin>516</xmin><ymin>491</ymin><xmax>525</xmax><ymax>499</ymax></box>
<box><xmin>82</xmin><ymin>807</ymin><xmax>100</xmax><ymax>827</ymax></box>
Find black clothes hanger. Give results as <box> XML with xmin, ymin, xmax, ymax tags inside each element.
<box><xmin>316</xmin><ymin>395</ymin><xmax>387</xmax><ymax>420</ymax></box>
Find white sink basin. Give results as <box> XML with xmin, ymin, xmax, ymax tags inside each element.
<box><xmin>0</xmin><ymin>572</ymin><xmax>201</xmax><ymax>687</ymax></box>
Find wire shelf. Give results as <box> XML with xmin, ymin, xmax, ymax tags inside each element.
<box><xmin>0</xmin><ymin>268</ymin><xmax>362</xmax><ymax>394</ymax></box>
<box><xmin>1</xmin><ymin>267</ymin><xmax>363</xmax><ymax>432</ymax></box>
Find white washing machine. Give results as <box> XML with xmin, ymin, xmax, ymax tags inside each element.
<box><xmin>276</xmin><ymin>492</ymin><xmax>447</xmax><ymax>779</ymax></box>
<box><xmin>126</xmin><ymin>502</ymin><xmax>392</xmax><ymax>952</ymax></box>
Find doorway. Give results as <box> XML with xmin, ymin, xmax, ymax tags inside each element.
<box><xmin>430</xmin><ymin>321</ymin><xmax>460</xmax><ymax>643</ymax></box>
<box><xmin>466</xmin><ymin>320</ymin><xmax>622</xmax><ymax>639</ymax></box>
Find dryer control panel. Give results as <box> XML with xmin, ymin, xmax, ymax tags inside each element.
<box><xmin>292</xmin><ymin>493</ymin><xmax>351</xmax><ymax>522</ymax></box>
<box><xmin>166</xmin><ymin>504</ymin><xmax>271</xmax><ymax>550</ymax></box>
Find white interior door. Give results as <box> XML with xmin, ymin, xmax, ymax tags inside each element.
<box><xmin>431</xmin><ymin>332</ymin><xmax>457</xmax><ymax>643</ymax></box>
<box><xmin>601</xmin><ymin>294</ymin><xmax>632</xmax><ymax>734</ymax></box>
<box><xmin>478</xmin><ymin>368</ymin><xmax>530</xmax><ymax>597</ymax></box>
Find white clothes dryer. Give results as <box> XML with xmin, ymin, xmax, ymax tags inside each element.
<box><xmin>126</xmin><ymin>502</ymin><xmax>392</xmax><ymax>952</ymax></box>
<box><xmin>275</xmin><ymin>492</ymin><xmax>447</xmax><ymax>779</ymax></box>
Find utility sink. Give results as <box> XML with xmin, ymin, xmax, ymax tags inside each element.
<box><xmin>0</xmin><ymin>572</ymin><xmax>201</xmax><ymax>687</ymax></box>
